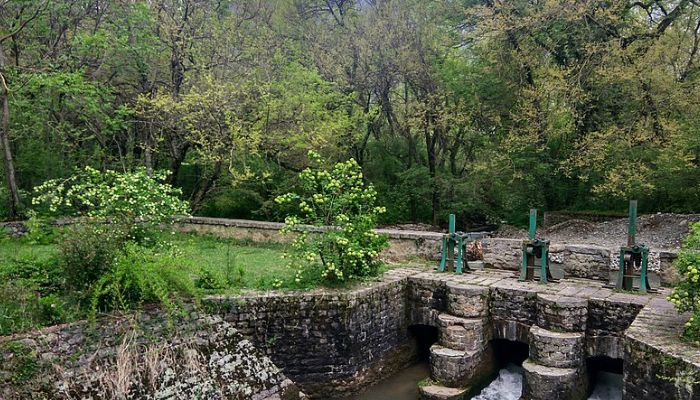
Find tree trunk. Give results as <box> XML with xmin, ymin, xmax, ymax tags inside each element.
<box><xmin>190</xmin><ymin>160</ymin><xmax>222</xmax><ymax>213</ymax></box>
<box><xmin>0</xmin><ymin>44</ymin><xmax>20</xmax><ymax>219</ymax></box>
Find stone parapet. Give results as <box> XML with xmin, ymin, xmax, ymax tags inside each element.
<box><xmin>624</xmin><ymin>297</ymin><xmax>700</xmax><ymax>399</ymax></box>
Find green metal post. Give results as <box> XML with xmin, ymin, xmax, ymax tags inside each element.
<box><xmin>628</xmin><ymin>200</ymin><xmax>637</xmax><ymax>247</ymax></box>
<box><xmin>540</xmin><ymin>246</ymin><xmax>548</xmax><ymax>283</ymax></box>
<box><xmin>529</xmin><ymin>209</ymin><xmax>537</xmax><ymax>241</ymax></box>
<box><xmin>449</xmin><ymin>214</ymin><xmax>456</xmax><ymax>235</ymax></box>
<box><xmin>456</xmin><ymin>237</ymin><xmax>464</xmax><ymax>274</ymax></box>
<box><xmin>439</xmin><ymin>237</ymin><xmax>447</xmax><ymax>272</ymax></box>
<box><xmin>640</xmin><ymin>248</ymin><xmax>649</xmax><ymax>293</ymax></box>
<box><xmin>520</xmin><ymin>247</ymin><xmax>528</xmax><ymax>281</ymax></box>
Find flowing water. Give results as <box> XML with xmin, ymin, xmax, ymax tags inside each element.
<box><xmin>355</xmin><ymin>363</ymin><xmax>623</xmax><ymax>400</ymax></box>
<box><xmin>352</xmin><ymin>363</ymin><xmax>430</xmax><ymax>400</ymax></box>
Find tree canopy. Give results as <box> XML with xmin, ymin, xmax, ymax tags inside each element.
<box><xmin>1</xmin><ymin>0</ymin><xmax>698</xmax><ymax>225</ymax></box>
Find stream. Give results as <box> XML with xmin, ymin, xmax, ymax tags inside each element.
<box><xmin>354</xmin><ymin>363</ymin><xmax>623</xmax><ymax>400</ymax></box>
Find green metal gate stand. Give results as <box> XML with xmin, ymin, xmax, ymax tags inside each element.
<box><xmin>519</xmin><ymin>209</ymin><xmax>557</xmax><ymax>283</ymax></box>
<box><xmin>614</xmin><ymin>200</ymin><xmax>654</xmax><ymax>293</ymax></box>
<box><xmin>439</xmin><ymin>214</ymin><xmax>483</xmax><ymax>274</ymax></box>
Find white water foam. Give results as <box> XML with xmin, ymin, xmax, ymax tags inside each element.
<box><xmin>470</xmin><ymin>365</ymin><xmax>623</xmax><ymax>400</ymax></box>
<box><xmin>471</xmin><ymin>364</ymin><xmax>524</xmax><ymax>400</ymax></box>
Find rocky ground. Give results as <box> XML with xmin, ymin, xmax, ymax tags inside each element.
<box><xmin>497</xmin><ymin>213</ymin><xmax>700</xmax><ymax>250</ymax></box>
<box><xmin>384</xmin><ymin>213</ymin><xmax>700</xmax><ymax>251</ymax></box>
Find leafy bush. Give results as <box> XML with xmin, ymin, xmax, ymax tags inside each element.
<box><xmin>669</xmin><ymin>222</ymin><xmax>700</xmax><ymax>341</ymax></box>
<box><xmin>38</xmin><ymin>293</ymin><xmax>67</xmax><ymax>325</ymax></box>
<box><xmin>58</xmin><ymin>224</ymin><xmax>125</xmax><ymax>293</ymax></box>
<box><xmin>194</xmin><ymin>267</ymin><xmax>228</xmax><ymax>291</ymax></box>
<box><xmin>200</xmin><ymin>187</ymin><xmax>264</xmax><ymax>219</ymax></box>
<box><xmin>90</xmin><ymin>243</ymin><xmax>197</xmax><ymax>317</ymax></box>
<box><xmin>0</xmin><ymin>282</ymin><xmax>42</xmax><ymax>335</ymax></box>
<box><xmin>24</xmin><ymin>216</ymin><xmax>57</xmax><ymax>245</ymax></box>
<box><xmin>275</xmin><ymin>151</ymin><xmax>388</xmax><ymax>284</ymax></box>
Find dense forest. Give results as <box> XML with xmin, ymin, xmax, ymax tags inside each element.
<box><xmin>0</xmin><ymin>0</ymin><xmax>698</xmax><ymax>226</ymax></box>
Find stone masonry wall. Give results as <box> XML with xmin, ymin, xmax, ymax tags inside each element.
<box><xmin>0</xmin><ymin>309</ymin><xmax>303</xmax><ymax>400</ymax></box>
<box><xmin>625</xmin><ymin>298</ymin><xmax>700</xmax><ymax>400</ymax></box>
<box><xmin>203</xmin><ymin>269</ymin><xmax>418</xmax><ymax>399</ymax></box>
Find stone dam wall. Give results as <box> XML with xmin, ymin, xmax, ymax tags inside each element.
<box><xmin>200</xmin><ymin>268</ymin><xmax>700</xmax><ymax>400</ymax></box>
<box><xmin>203</xmin><ymin>269</ymin><xmax>418</xmax><ymax>398</ymax></box>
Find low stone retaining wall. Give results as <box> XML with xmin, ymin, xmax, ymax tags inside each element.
<box><xmin>0</xmin><ymin>310</ymin><xmax>303</xmax><ymax>400</ymax></box>
<box><xmin>176</xmin><ymin>217</ymin><xmax>680</xmax><ymax>286</ymax></box>
<box><xmin>173</xmin><ymin>216</ymin><xmax>446</xmax><ymax>262</ymax></box>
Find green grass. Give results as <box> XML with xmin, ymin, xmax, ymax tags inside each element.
<box><xmin>0</xmin><ymin>231</ymin><xmax>296</xmax><ymax>336</ymax></box>
<box><xmin>167</xmin><ymin>233</ymin><xmax>294</xmax><ymax>291</ymax></box>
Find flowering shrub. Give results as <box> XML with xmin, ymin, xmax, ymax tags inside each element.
<box><xmin>668</xmin><ymin>222</ymin><xmax>700</xmax><ymax>340</ymax></box>
<box><xmin>32</xmin><ymin>166</ymin><xmax>188</xmax><ymax>223</ymax></box>
<box><xmin>275</xmin><ymin>151</ymin><xmax>388</xmax><ymax>284</ymax></box>
<box><xmin>30</xmin><ymin>167</ymin><xmax>191</xmax><ymax>303</ymax></box>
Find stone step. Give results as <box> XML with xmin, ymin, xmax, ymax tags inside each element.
<box><xmin>419</xmin><ymin>384</ymin><xmax>468</xmax><ymax>400</ymax></box>
<box><xmin>522</xmin><ymin>359</ymin><xmax>588</xmax><ymax>400</ymax></box>
<box><xmin>437</xmin><ymin>313</ymin><xmax>490</xmax><ymax>351</ymax></box>
<box><xmin>528</xmin><ymin>325</ymin><xmax>584</xmax><ymax>368</ymax></box>
<box><xmin>429</xmin><ymin>344</ymin><xmax>493</xmax><ymax>388</ymax></box>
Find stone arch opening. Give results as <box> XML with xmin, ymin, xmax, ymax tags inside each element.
<box><xmin>587</xmin><ymin>356</ymin><xmax>623</xmax><ymax>398</ymax></box>
<box><xmin>408</xmin><ymin>324</ymin><xmax>439</xmax><ymax>361</ymax></box>
<box><xmin>492</xmin><ymin>338</ymin><xmax>529</xmax><ymax>368</ymax></box>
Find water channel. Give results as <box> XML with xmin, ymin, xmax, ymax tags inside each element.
<box><xmin>355</xmin><ymin>362</ymin><xmax>623</xmax><ymax>400</ymax></box>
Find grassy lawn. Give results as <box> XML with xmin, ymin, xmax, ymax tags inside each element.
<box><xmin>0</xmin><ymin>231</ymin><xmax>293</xmax><ymax>336</ymax></box>
<box><xmin>168</xmin><ymin>233</ymin><xmax>293</xmax><ymax>291</ymax></box>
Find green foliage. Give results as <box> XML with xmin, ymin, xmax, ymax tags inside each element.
<box><xmin>669</xmin><ymin>222</ymin><xmax>700</xmax><ymax>341</ymax></box>
<box><xmin>200</xmin><ymin>187</ymin><xmax>264</xmax><ymax>220</ymax></box>
<box><xmin>24</xmin><ymin>216</ymin><xmax>57</xmax><ymax>245</ymax></box>
<box><xmin>38</xmin><ymin>293</ymin><xmax>67</xmax><ymax>325</ymax></box>
<box><xmin>89</xmin><ymin>243</ymin><xmax>197</xmax><ymax>317</ymax></box>
<box><xmin>1</xmin><ymin>341</ymin><xmax>39</xmax><ymax>384</ymax></box>
<box><xmin>1</xmin><ymin>252</ymin><xmax>63</xmax><ymax>295</ymax></box>
<box><xmin>276</xmin><ymin>151</ymin><xmax>388</xmax><ymax>284</ymax></box>
<box><xmin>57</xmin><ymin>224</ymin><xmax>124</xmax><ymax>293</ymax></box>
